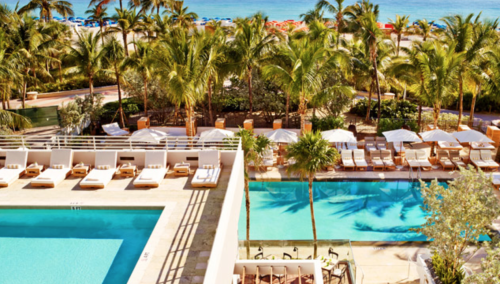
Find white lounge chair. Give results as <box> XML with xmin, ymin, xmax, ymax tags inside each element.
<box><xmin>31</xmin><ymin>149</ymin><xmax>73</xmax><ymax>188</ymax></box>
<box><xmin>347</xmin><ymin>142</ymin><xmax>358</xmax><ymax>150</ymax></box>
<box><xmin>353</xmin><ymin>149</ymin><xmax>367</xmax><ymax>171</ymax></box>
<box><xmin>0</xmin><ymin>151</ymin><xmax>28</xmax><ymax>187</ymax></box>
<box><xmin>381</xmin><ymin>150</ymin><xmax>396</xmax><ymax>170</ymax></box>
<box><xmin>133</xmin><ymin>151</ymin><xmax>169</xmax><ymax>188</ymax></box>
<box><xmin>376</xmin><ymin>141</ymin><xmax>387</xmax><ymax>150</ymax></box>
<box><xmin>365</xmin><ymin>141</ymin><xmax>377</xmax><ymax>152</ymax></box>
<box><xmin>262</xmin><ymin>149</ymin><xmax>275</xmax><ymax>171</ymax></box>
<box><xmin>335</xmin><ymin>142</ymin><xmax>346</xmax><ymax>153</ymax></box>
<box><xmin>470</xmin><ymin>150</ymin><xmax>489</xmax><ymax>171</ymax></box>
<box><xmin>480</xmin><ymin>150</ymin><xmax>499</xmax><ymax>171</ymax></box>
<box><xmin>415</xmin><ymin>150</ymin><xmax>432</xmax><ymax>171</ymax></box>
<box><xmin>490</xmin><ymin>173</ymin><xmax>500</xmax><ymax>190</ymax></box>
<box><xmin>450</xmin><ymin>151</ymin><xmax>466</xmax><ymax>168</ymax></box>
<box><xmin>341</xmin><ymin>150</ymin><xmax>355</xmax><ymax>171</ymax></box>
<box><xmin>191</xmin><ymin>150</ymin><xmax>223</xmax><ymax>188</ymax></box>
<box><xmin>102</xmin><ymin>122</ymin><xmax>129</xmax><ymax>136</ymax></box>
<box><xmin>437</xmin><ymin>150</ymin><xmax>454</xmax><ymax>171</ymax></box>
<box><xmin>405</xmin><ymin>150</ymin><xmax>420</xmax><ymax>170</ymax></box>
<box><xmin>80</xmin><ymin>151</ymin><xmax>117</xmax><ymax>189</ymax></box>
<box><xmin>371</xmin><ymin>150</ymin><xmax>385</xmax><ymax>171</ymax></box>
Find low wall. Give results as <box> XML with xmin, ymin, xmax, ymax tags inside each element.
<box><xmin>204</xmin><ymin>147</ymin><xmax>245</xmax><ymax>283</ymax></box>
<box><xmin>37</xmin><ymin>85</ymin><xmax>118</xmax><ymax>99</ymax></box>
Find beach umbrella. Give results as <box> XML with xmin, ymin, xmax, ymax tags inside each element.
<box><xmin>452</xmin><ymin>130</ymin><xmax>493</xmax><ymax>143</ymax></box>
<box><xmin>264</xmin><ymin>129</ymin><xmax>298</xmax><ymax>143</ymax></box>
<box><xmin>382</xmin><ymin>129</ymin><xmax>422</xmax><ymax>143</ymax></box>
<box><xmin>128</xmin><ymin>128</ymin><xmax>168</xmax><ymax>144</ymax></box>
<box><xmin>321</xmin><ymin>129</ymin><xmax>356</xmax><ymax>143</ymax></box>
<box><xmin>198</xmin><ymin>128</ymin><xmax>234</xmax><ymax>142</ymax></box>
<box><xmin>419</xmin><ymin>129</ymin><xmax>457</xmax><ymax>156</ymax></box>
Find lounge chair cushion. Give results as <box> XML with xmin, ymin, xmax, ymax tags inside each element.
<box><xmin>192</xmin><ymin>168</ymin><xmax>221</xmax><ymax>187</ymax></box>
<box><xmin>0</xmin><ymin>168</ymin><xmax>25</xmax><ymax>186</ymax></box>
<box><xmin>133</xmin><ymin>168</ymin><xmax>167</xmax><ymax>186</ymax></box>
<box><xmin>32</xmin><ymin>168</ymin><xmax>71</xmax><ymax>186</ymax></box>
<box><xmin>80</xmin><ymin>169</ymin><xmax>116</xmax><ymax>187</ymax></box>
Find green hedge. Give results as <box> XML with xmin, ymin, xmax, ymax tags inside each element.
<box><xmin>350</xmin><ymin>99</ymin><xmax>418</xmax><ymax>120</ymax></box>
<box><xmin>310</xmin><ymin>116</ymin><xmax>345</xmax><ymax>131</ymax></box>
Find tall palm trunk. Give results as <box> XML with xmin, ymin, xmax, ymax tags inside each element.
<box><xmin>285</xmin><ymin>92</ymin><xmax>290</xmax><ymax>128</ymax></box>
<box><xmin>418</xmin><ymin>104</ymin><xmax>422</xmax><ymax>129</ymax></box>
<box><xmin>248</xmin><ymin>66</ymin><xmax>253</xmax><ymax>115</ymax></box>
<box><xmin>396</xmin><ymin>34</ymin><xmax>401</xmax><ymax>57</ymax></box>
<box><xmin>119</xmin><ymin>0</ymin><xmax>123</xmax><ymax>10</ymax></box>
<box><xmin>89</xmin><ymin>74</ymin><xmax>94</xmax><ymax>102</ymax></box>
<box><xmin>122</xmin><ymin>32</ymin><xmax>129</xmax><ymax>56</ymax></box>
<box><xmin>469</xmin><ymin>83</ymin><xmax>480</xmax><ymax>127</ymax></box>
<box><xmin>143</xmin><ymin>77</ymin><xmax>148</xmax><ymax>116</ymax></box>
<box><xmin>1</xmin><ymin>88</ymin><xmax>5</xmax><ymax>110</ymax></box>
<box><xmin>365</xmin><ymin>88</ymin><xmax>372</xmax><ymax>122</ymax></box>
<box><xmin>308</xmin><ymin>174</ymin><xmax>318</xmax><ymax>258</ymax></box>
<box><xmin>59</xmin><ymin>63</ymin><xmax>63</xmax><ymax>83</ymax></box>
<box><xmin>207</xmin><ymin>76</ymin><xmax>214</xmax><ymax>126</ymax></box>
<box><xmin>245</xmin><ymin>164</ymin><xmax>251</xmax><ymax>258</ymax></box>
<box><xmin>457</xmin><ymin>75</ymin><xmax>463</xmax><ymax>128</ymax></box>
<box><xmin>22</xmin><ymin>69</ymin><xmax>29</xmax><ymax>109</ymax></box>
<box><xmin>115</xmin><ymin>65</ymin><xmax>125</xmax><ymax>128</ymax></box>
<box><xmin>298</xmin><ymin>95</ymin><xmax>307</xmax><ymax>134</ymax></box>
<box><xmin>373</xmin><ymin>60</ymin><xmax>382</xmax><ymax>124</ymax></box>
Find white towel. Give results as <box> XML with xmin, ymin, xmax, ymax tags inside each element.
<box><xmin>141</xmin><ymin>175</ymin><xmax>153</xmax><ymax>180</ymax></box>
<box><xmin>87</xmin><ymin>177</ymin><xmax>99</xmax><ymax>181</ymax></box>
<box><xmin>37</xmin><ymin>177</ymin><xmax>52</xmax><ymax>180</ymax></box>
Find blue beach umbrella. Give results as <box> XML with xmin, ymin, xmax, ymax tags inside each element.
<box><xmin>77</xmin><ymin>17</ymin><xmax>85</xmax><ymax>20</ymax></box>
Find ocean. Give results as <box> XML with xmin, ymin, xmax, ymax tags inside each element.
<box><xmin>2</xmin><ymin>0</ymin><xmax>500</xmax><ymax>22</ymax></box>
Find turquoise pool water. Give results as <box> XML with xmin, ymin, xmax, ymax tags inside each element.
<box><xmin>239</xmin><ymin>181</ymin><xmax>454</xmax><ymax>241</ymax></box>
<box><xmin>0</xmin><ymin>208</ymin><xmax>162</xmax><ymax>284</ymax></box>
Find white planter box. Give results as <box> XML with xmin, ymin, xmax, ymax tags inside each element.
<box><xmin>416</xmin><ymin>254</ymin><xmax>436</xmax><ymax>284</ymax></box>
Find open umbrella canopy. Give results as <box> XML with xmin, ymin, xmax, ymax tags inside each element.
<box><xmin>321</xmin><ymin>129</ymin><xmax>356</xmax><ymax>143</ymax></box>
<box><xmin>198</xmin><ymin>128</ymin><xmax>234</xmax><ymax>142</ymax></box>
<box><xmin>264</xmin><ymin>129</ymin><xmax>298</xmax><ymax>143</ymax></box>
<box><xmin>419</xmin><ymin>130</ymin><xmax>457</xmax><ymax>142</ymax></box>
<box><xmin>382</xmin><ymin>129</ymin><xmax>422</xmax><ymax>143</ymax></box>
<box><xmin>453</xmin><ymin>130</ymin><xmax>494</xmax><ymax>143</ymax></box>
<box><xmin>128</xmin><ymin>128</ymin><xmax>168</xmax><ymax>143</ymax></box>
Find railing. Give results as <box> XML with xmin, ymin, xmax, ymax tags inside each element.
<box><xmin>0</xmin><ymin>135</ymin><xmax>241</xmax><ymax>151</ymax></box>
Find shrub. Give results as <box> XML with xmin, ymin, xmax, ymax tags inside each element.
<box><xmin>102</xmin><ymin>99</ymin><xmax>142</xmax><ymax>118</ymax></box>
<box><xmin>350</xmin><ymin>99</ymin><xmax>417</xmax><ymax>120</ymax></box>
<box><xmin>431</xmin><ymin>254</ymin><xmax>465</xmax><ymax>284</ymax></box>
<box><xmin>310</xmin><ymin>116</ymin><xmax>345</xmax><ymax>131</ymax></box>
<box><xmin>377</xmin><ymin>118</ymin><xmax>419</xmax><ymax>136</ymax></box>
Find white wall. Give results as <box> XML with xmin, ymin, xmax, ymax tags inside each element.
<box><xmin>203</xmin><ymin>148</ymin><xmax>245</xmax><ymax>284</ymax></box>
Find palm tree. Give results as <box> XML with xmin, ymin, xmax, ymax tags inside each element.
<box><xmin>0</xmin><ymin>110</ymin><xmax>32</xmax><ymax>129</ymax></box>
<box><xmin>300</xmin><ymin>7</ymin><xmax>325</xmax><ymax>24</ymax></box>
<box><xmin>389</xmin><ymin>14</ymin><xmax>409</xmax><ymax>57</ymax></box>
<box><xmin>122</xmin><ymin>40</ymin><xmax>155</xmax><ymax>115</ymax></box>
<box><xmin>18</xmin><ymin>0</ymin><xmax>74</xmax><ymax>22</ymax></box>
<box><xmin>286</xmin><ymin>131</ymin><xmax>339</xmax><ymax>258</ymax></box>
<box><xmin>412</xmin><ymin>19</ymin><xmax>436</xmax><ymax>42</ymax></box>
<box><xmin>65</xmin><ymin>30</ymin><xmax>104</xmax><ymax>101</ymax></box>
<box><xmin>262</xmin><ymin>38</ymin><xmax>333</xmax><ymax>133</ymax></box>
<box><xmin>102</xmin><ymin>36</ymin><xmax>126</xmax><ymax>127</ymax></box>
<box><xmin>170</xmin><ymin>3</ymin><xmax>198</xmax><ymax>29</ymax></box>
<box><xmin>235</xmin><ymin>129</ymin><xmax>271</xmax><ymax>258</ymax></box>
<box><xmin>316</xmin><ymin>0</ymin><xmax>349</xmax><ymax>47</ymax></box>
<box><xmin>344</xmin><ymin>0</ymin><xmax>379</xmax><ymax>33</ymax></box>
<box><xmin>418</xmin><ymin>42</ymin><xmax>464</xmax><ymax>127</ymax></box>
<box><xmin>357</xmin><ymin>12</ymin><xmax>383</xmax><ymax>123</ymax></box>
<box><xmin>153</xmin><ymin>30</ymin><xmax>207</xmax><ymax>136</ymax></box>
<box><xmin>86</xmin><ymin>5</ymin><xmax>110</xmax><ymax>45</ymax></box>
<box><xmin>107</xmin><ymin>8</ymin><xmax>143</xmax><ymax>56</ymax></box>
<box><xmin>228</xmin><ymin>13</ymin><xmax>275</xmax><ymax>115</ymax></box>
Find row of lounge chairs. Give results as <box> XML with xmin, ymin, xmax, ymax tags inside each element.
<box><xmin>406</xmin><ymin>150</ymin><xmax>433</xmax><ymax>171</ymax></box>
<box><xmin>365</xmin><ymin>137</ymin><xmax>388</xmax><ymax>152</ymax></box>
<box><xmin>469</xmin><ymin>150</ymin><xmax>499</xmax><ymax>171</ymax></box>
<box><xmin>341</xmin><ymin>149</ymin><xmax>397</xmax><ymax>171</ymax></box>
<box><xmin>0</xmin><ymin>149</ymin><xmax>223</xmax><ymax>189</ymax></box>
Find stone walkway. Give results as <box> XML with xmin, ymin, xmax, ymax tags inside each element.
<box><xmin>0</xmin><ymin>167</ymin><xmax>230</xmax><ymax>284</ymax></box>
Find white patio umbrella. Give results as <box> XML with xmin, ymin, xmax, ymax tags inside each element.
<box><xmin>264</xmin><ymin>129</ymin><xmax>298</xmax><ymax>143</ymax></box>
<box><xmin>382</xmin><ymin>129</ymin><xmax>422</xmax><ymax>143</ymax></box>
<box><xmin>419</xmin><ymin>129</ymin><xmax>458</xmax><ymax>157</ymax></box>
<box><xmin>452</xmin><ymin>130</ymin><xmax>494</xmax><ymax>143</ymax></box>
<box><xmin>128</xmin><ymin>128</ymin><xmax>168</xmax><ymax>143</ymax></box>
<box><xmin>198</xmin><ymin>128</ymin><xmax>235</xmax><ymax>142</ymax></box>
<box><xmin>321</xmin><ymin>129</ymin><xmax>356</xmax><ymax>143</ymax></box>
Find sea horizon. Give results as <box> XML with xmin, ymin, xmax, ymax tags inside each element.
<box><xmin>2</xmin><ymin>0</ymin><xmax>500</xmax><ymax>23</ymax></box>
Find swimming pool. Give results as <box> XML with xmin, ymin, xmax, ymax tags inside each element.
<box><xmin>239</xmin><ymin>181</ymin><xmax>445</xmax><ymax>242</ymax></box>
<box><xmin>0</xmin><ymin>208</ymin><xmax>162</xmax><ymax>284</ymax></box>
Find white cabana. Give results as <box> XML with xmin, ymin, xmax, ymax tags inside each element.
<box><xmin>128</xmin><ymin>128</ymin><xmax>168</xmax><ymax>143</ymax></box>
<box><xmin>264</xmin><ymin>129</ymin><xmax>298</xmax><ymax>143</ymax></box>
<box><xmin>321</xmin><ymin>129</ymin><xmax>356</xmax><ymax>143</ymax></box>
<box><xmin>453</xmin><ymin>130</ymin><xmax>494</xmax><ymax>143</ymax></box>
<box><xmin>382</xmin><ymin>129</ymin><xmax>422</xmax><ymax>143</ymax></box>
<box><xmin>419</xmin><ymin>130</ymin><xmax>457</xmax><ymax>142</ymax></box>
<box><xmin>198</xmin><ymin>128</ymin><xmax>235</xmax><ymax>142</ymax></box>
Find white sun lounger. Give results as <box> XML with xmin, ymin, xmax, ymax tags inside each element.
<box><xmin>371</xmin><ymin>150</ymin><xmax>385</xmax><ymax>171</ymax></box>
<box><xmin>480</xmin><ymin>150</ymin><xmax>499</xmax><ymax>171</ymax></box>
<box><xmin>341</xmin><ymin>150</ymin><xmax>355</xmax><ymax>171</ymax></box>
<box><xmin>347</xmin><ymin>142</ymin><xmax>358</xmax><ymax>150</ymax></box>
<box><xmin>470</xmin><ymin>150</ymin><xmax>489</xmax><ymax>171</ymax></box>
<box><xmin>381</xmin><ymin>150</ymin><xmax>396</xmax><ymax>170</ymax></box>
<box><xmin>80</xmin><ymin>151</ymin><xmax>117</xmax><ymax>189</ymax></box>
<box><xmin>134</xmin><ymin>151</ymin><xmax>169</xmax><ymax>188</ymax></box>
<box><xmin>353</xmin><ymin>149</ymin><xmax>367</xmax><ymax>171</ymax></box>
<box><xmin>416</xmin><ymin>150</ymin><xmax>432</xmax><ymax>171</ymax></box>
<box><xmin>405</xmin><ymin>150</ymin><xmax>420</xmax><ymax>169</ymax></box>
<box><xmin>365</xmin><ymin>141</ymin><xmax>377</xmax><ymax>152</ymax></box>
<box><xmin>31</xmin><ymin>149</ymin><xmax>73</xmax><ymax>188</ymax></box>
<box><xmin>192</xmin><ymin>150</ymin><xmax>223</xmax><ymax>188</ymax></box>
<box><xmin>0</xmin><ymin>150</ymin><xmax>28</xmax><ymax>187</ymax></box>
<box><xmin>490</xmin><ymin>173</ymin><xmax>500</xmax><ymax>190</ymax></box>
<box><xmin>102</xmin><ymin>122</ymin><xmax>129</xmax><ymax>136</ymax></box>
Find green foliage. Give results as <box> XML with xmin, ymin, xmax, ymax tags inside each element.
<box><xmin>431</xmin><ymin>254</ymin><xmax>465</xmax><ymax>284</ymax></box>
<box><xmin>463</xmin><ymin>244</ymin><xmax>500</xmax><ymax>284</ymax></box>
<box><xmin>377</xmin><ymin>118</ymin><xmax>419</xmax><ymax>136</ymax></box>
<box><xmin>310</xmin><ymin>116</ymin><xmax>346</xmax><ymax>131</ymax></box>
<box><xmin>421</xmin><ymin>112</ymin><xmax>469</xmax><ymax>127</ymax></box>
<box><xmin>414</xmin><ymin>167</ymin><xmax>500</xmax><ymax>283</ymax></box>
<box><xmin>59</xmin><ymin>101</ymin><xmax>84</xmax><ymax>130</ymax></box>
<box><xmin>102</xmin><ymin>99</ymin><xmax>142</xmax><ymax>116</ymax></box>
<box><xmin>350</xmin><ymin>99</ymin><xmax>418</xmax><ymax>119</ymax></box>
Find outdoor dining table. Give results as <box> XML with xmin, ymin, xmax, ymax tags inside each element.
<box><xmin>317</xmin><ymin>256</ymin><xmax>339</xmax><ymax>283</ymax></box>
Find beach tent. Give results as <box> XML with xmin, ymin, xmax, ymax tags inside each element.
<box><xmin>264</xmin><ymin>129</ymin><xmax>298</xmax><ymax>143</ymax></box>
<box><xmin>321</xmin><ymin>129</ymin><xmax>356</xmax><ymax>143</ymax></box>
<box><xmin>128</xmin><ymin>128</ymin><xmax>168</xmax><ymax>144</ymax></box>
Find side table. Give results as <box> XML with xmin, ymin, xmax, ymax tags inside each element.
<box><xmin>26</xmin><ymin>164</ymin><xmax>44</xmax><ymax>177</ymax></box>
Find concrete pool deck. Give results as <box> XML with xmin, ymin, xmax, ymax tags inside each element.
<box><xmin>0</xmin><ymin>168</ymin><xmax>231</xmax><ymax>284</ymax></box>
